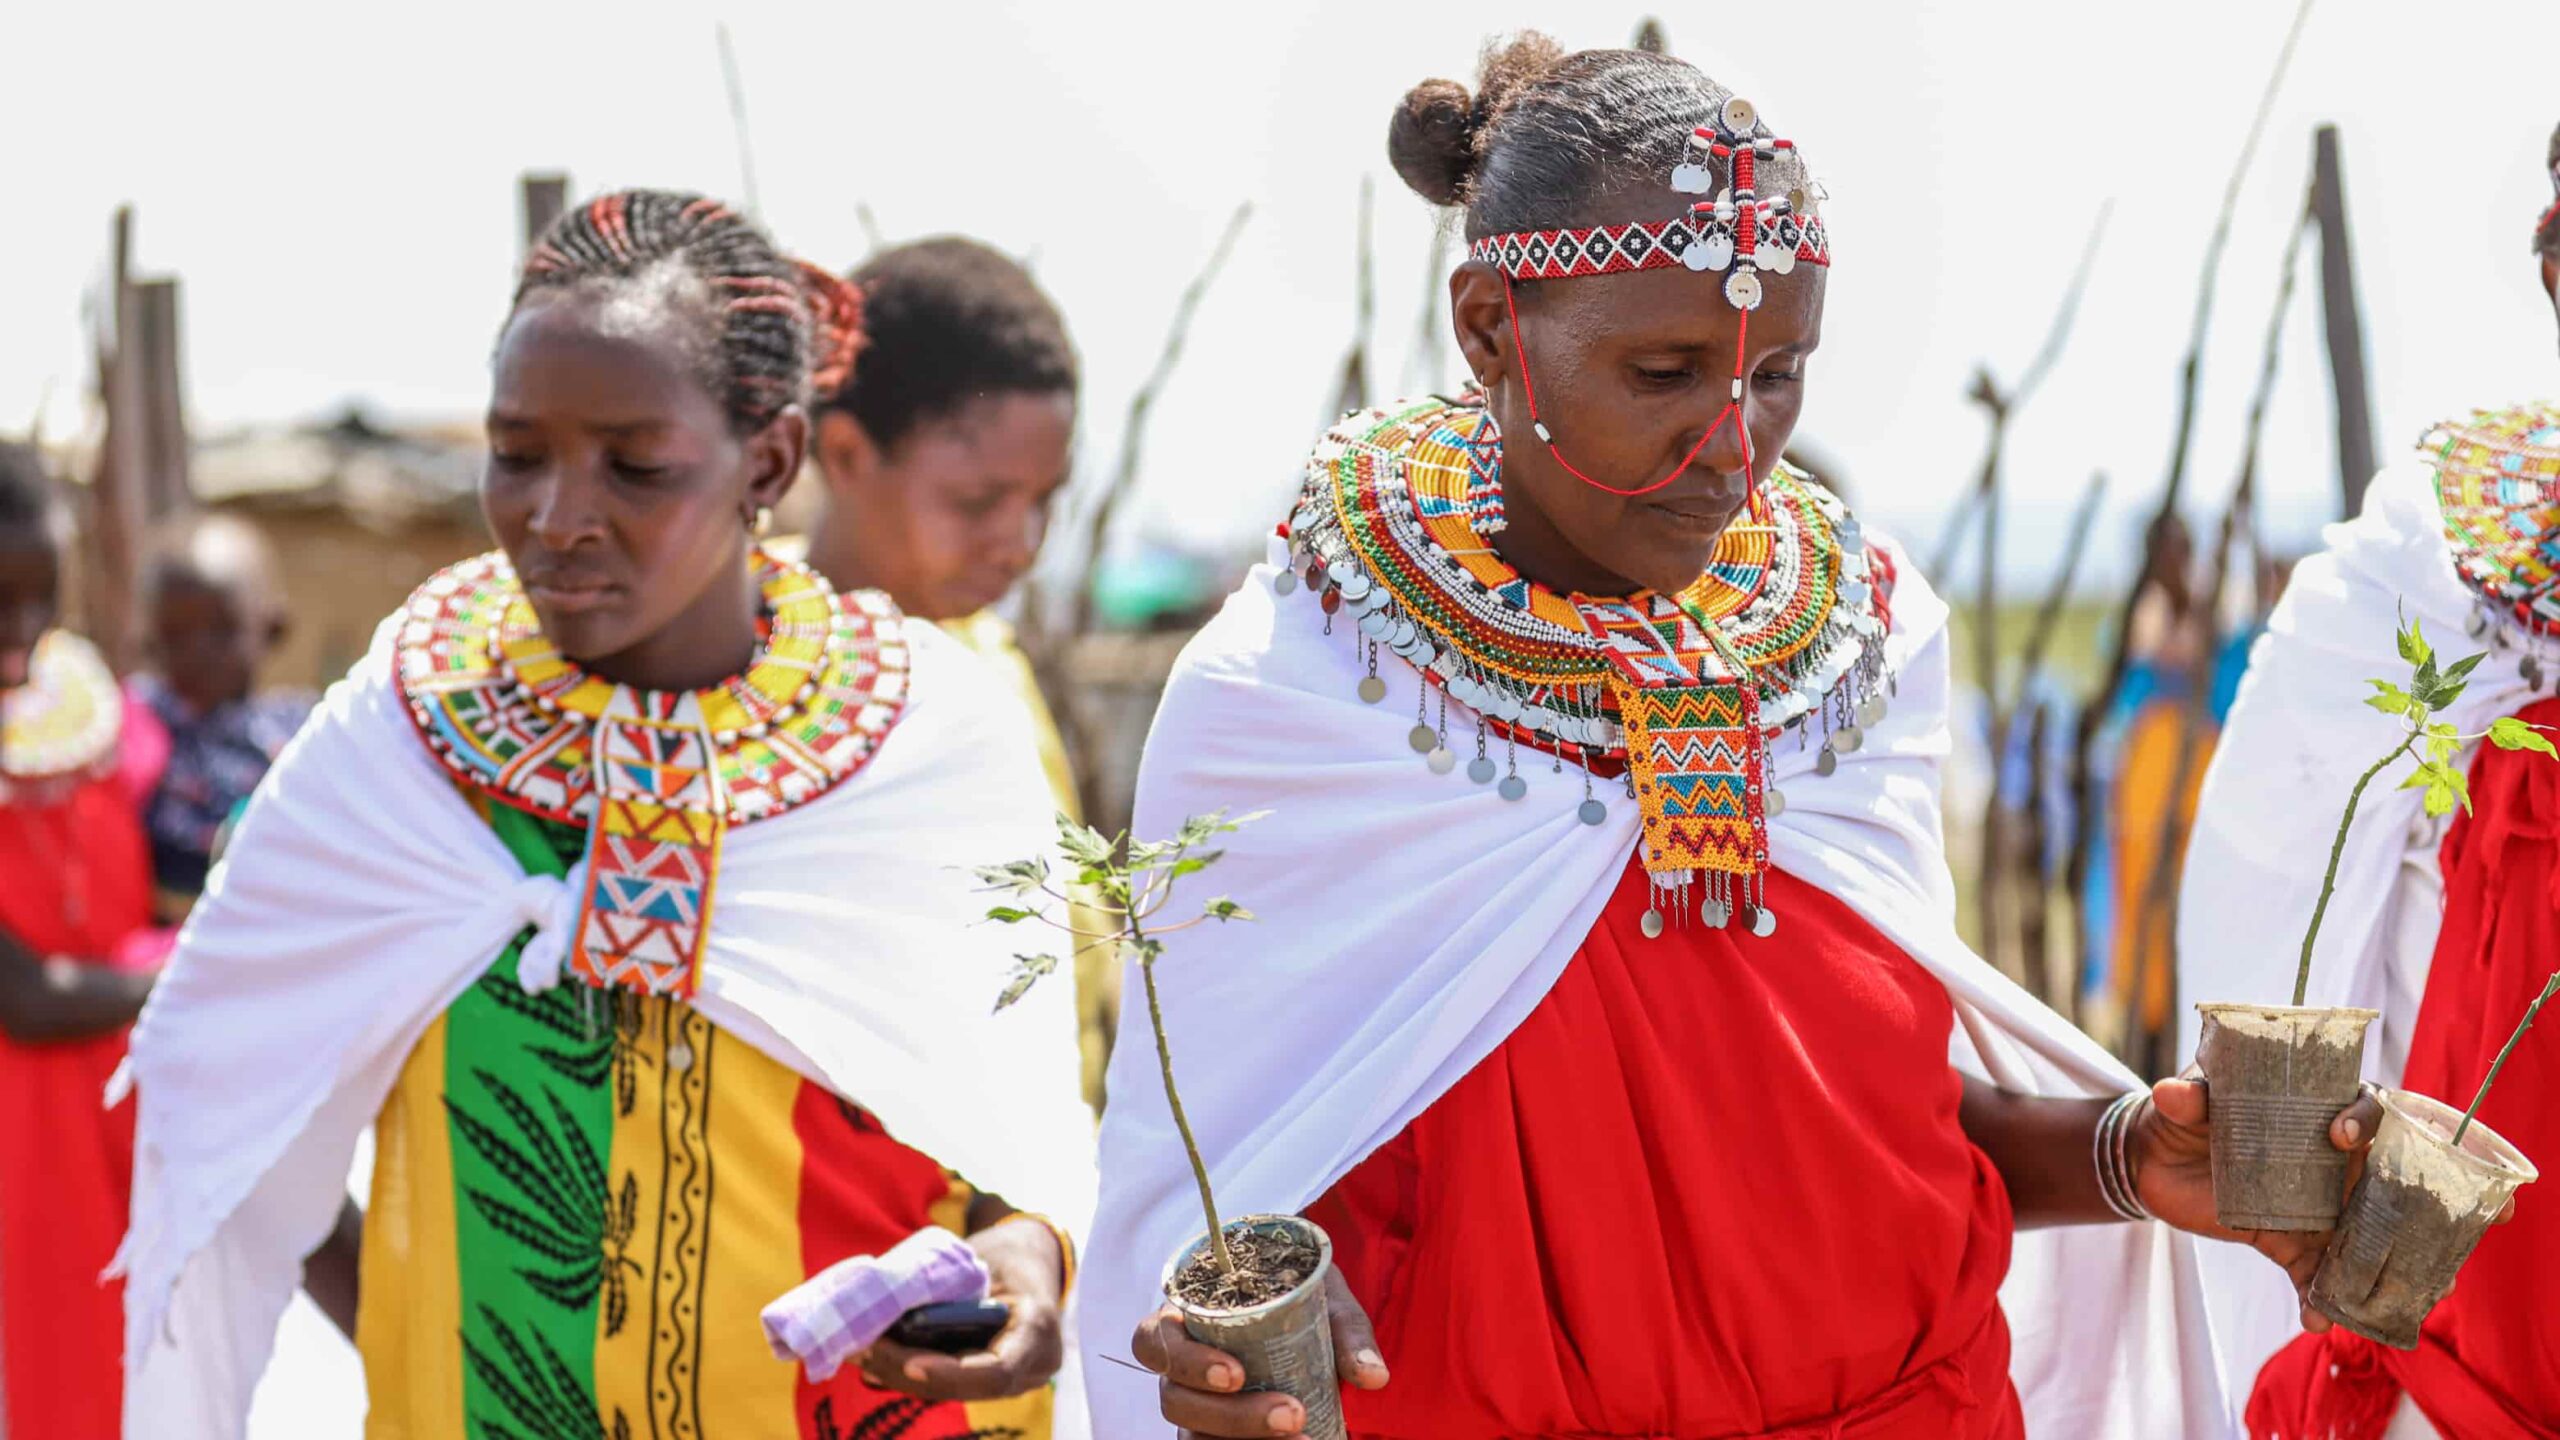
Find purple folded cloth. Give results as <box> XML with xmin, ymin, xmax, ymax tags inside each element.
<box><xmin>761</xmin><ymin>1226</ymin><xmax>991</xmax><ymax>1381</ymax></box>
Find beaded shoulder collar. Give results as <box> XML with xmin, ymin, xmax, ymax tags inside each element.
<box><xmin>393</xmin><ymin>549</ymin><xmax>909</xmax><ymax>997</ymax></box>
<box><xmin>1278</xmin><ymin>395</ymin><xmax>1897</xmax><ymax>935</ymax></box>
<box><xmin>0</xmin><ymin>630</ymin><xmax>123</xmax><ymax>788</ymax></box>
<box><xmin>2427</xmin><ymin>402</ymin><xmax>2560</xmax><ymax>644</ymax></box>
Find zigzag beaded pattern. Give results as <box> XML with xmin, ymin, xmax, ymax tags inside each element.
<box><xmin>1468</xmin><ymin>211</ymin><xmax>1831</xmax><ymax>282</ymax></box>
<box><xmin>2427</xmin><ymin>401</ymin><xmax>2560</xmax><ymax>635</ymax></box>
<box><xmin>393</xmin><ymin>550</ymin><xmax>909</xmax><ymax>827</ymax></box>
<box><xmin>1289</xmin><ymin>396</ymin><xmax>1889</xmax><ymax>753</ymax></box>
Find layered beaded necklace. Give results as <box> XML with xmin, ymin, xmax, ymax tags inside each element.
<box><xmin>1278</xmin><ymin>395</ymin><xmax>1894</xmax><ymax>936</ymax></box>
<box><xmin>396</xmin><ymin>548</ymin><xmax>908</xmax><ymax>998</ymax></box>
<box><xmin>0</xmin><ymin>630</ymin><xmax>123</xmax><ymax>800</ymax></box>
<box><xmin>2431</xmin><ymin>402</ymin><xmax>2560</xmax><ymax>683</ymax></box>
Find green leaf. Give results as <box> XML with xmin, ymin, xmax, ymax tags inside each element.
<box><xmin>2426</xmin><ymin>678</ymin><xmax>2469</xmax><ymax>713</ymax></box>
<box><xmin>2444</xmin><ymin>652</ymin><xmax>2489</xmax><ymax>686</ymax></box>
<box><xmin>2446</xmin><ymin>765</ymin><xmax>2474</xmax><ymax>813</ymax></box>
<box><xmin>2399</xmin><ymin>765</ymin><xmax>2435</xmax><ymax>791</ymax></box>
<box><xmin>2365</xmin><ymin>692</ymin><xmax>2412</xmax><ymax>717</ymax></box>
<box><xmin>2490</xmin><ymin>717</ymin><xmax>2560</xmax><ymax>758</ymax></box>
<box><xmin>968</xmin><ymin>857</ymin><xmax>1050</xmax><ymax>896</ymax></box>
<box><xmin>993</xmin><ymin>953</ymin><xmax>1061</xmax><ymax>1012</ymax></box>
<box><xmin>2424</xmin><ymin>780</ymin><xmax>2458</xmax><ymax>818</ymax></box>
<box><xmin>1059</xmin><ymin>821</ymin><xmax>1116</xmax><ymax>869</ymax></box>
<box><xmin>984</xmin><ymin>905</ymin><xmax>1036</xmax><ymax>925</ymax></box>
<box><xmin>1168</xmin><ymin>851</ymin><xmax>1222</xmax><ymax>879</ymax></box>
<box><xmin>2399</xmin><ymin>617</ymin><xmax>2432</xmax><ymax>667</ymax></box>
<box><xmin>2415</xmin><ymin>652</ymin><xmax>2441</xmax><ymax>698</ymax></box>
<box><xmin>1202</xmin><ymin>897</ymin><xmax>1255</xmax><ymax>922</ymax></box>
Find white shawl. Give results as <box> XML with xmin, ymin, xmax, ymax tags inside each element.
<box><xmin>2176</xmin><ymin>457</ymin><xmax>2516</xmax><ymax>1426</ymax></box>
<box><xmin>120</xmin><ymin>613</ymin><xmax>1097</xmax><ymax>1438</ymax></box>
<box><xmin>1084</xmin><ymin>544</ymin><xmax>2234</xmax><ymax>1438</ymax></box>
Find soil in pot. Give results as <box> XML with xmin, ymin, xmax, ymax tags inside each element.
<box><xmin>2310</xmin><ymin>1088</ymin><xmax>2538</xmax><ymax>1349</ymax></box>
<box><xmin>1171</xmin><ymin>1225</ymin><xmax>1322</xmax><ymax>1310</ymax></box>
<box><xmin>2196</xmin><ymin>1003</ymin><xmax>2379</xmax><ymax>1230</ymax></box>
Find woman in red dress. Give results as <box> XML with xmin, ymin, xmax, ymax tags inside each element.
<box><xmin>0</xmin><ymin>441</ymin><xmax>168</xmax><ymax>1437</ymax></box>
<box><xmin>1082</xmin><ymin>37</ymin><xmax>2347</xmax><ymax>1440</ymax></box>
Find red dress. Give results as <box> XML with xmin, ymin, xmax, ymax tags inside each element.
<box><xmin>1306</xmin><ymin>858</ymin><xmax>2022</xmax><ymax>1439</ymax></box>
<box><xmin>2249</xmin><ymin>696</ymin><xmax>2560</xmax><ymax>1440</ymax></box>
<box><xmin>0</xmin><ymin>695</ymin><xmax>165</xmax><ymax>1440</ymax></box>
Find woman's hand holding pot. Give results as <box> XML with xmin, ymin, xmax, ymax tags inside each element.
<box><xmin>2131</xmin><ymin>1078</ymin><xmax>2513</xmax><ymax>1331</ymax></box>
<box><xmin>1133</xmin><ymin>1266</ymin><xmax>1388</xmax><ymax>1437</ymax></box>
<box><xmin>856</xmin><ymin>1216</ymin><xmax>1065</xmax><ymax>1402</ymax></box>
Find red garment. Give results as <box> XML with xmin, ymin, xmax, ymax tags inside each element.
<box><xmin>0</xmin><ymin>698</ymin><xmax>164</xmax><ymax>1440</ymax></box>
<box><xmin>2248</xmin><ymin>695</ymin><xmax>2560</xmax><ymax>1440</ymax></box>
<box><xmin>1306</xmin><ymin>858</ymin><xmax>2021</xmax><ymax>1439</ymax></box>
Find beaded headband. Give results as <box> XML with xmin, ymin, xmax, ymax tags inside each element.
<box><xmin>1467</xmin><ymin>96</ymin><xmax>1828</xmax><ymax>312</ymax></box>
<box><xmin>1475</xmin><ymin>94</ymin><xmax>1825</xmax><ymax>499</ymax></box>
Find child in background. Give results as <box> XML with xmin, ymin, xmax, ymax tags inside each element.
<box><xmin>130</xmin><ymin>512</ymin><xmax>311</xmax><ymax>917</ymax></box>
<box><xmin>0</xmin><ymin>440</ymin><xmax>168</xmax><ymax>1439</ymax></box>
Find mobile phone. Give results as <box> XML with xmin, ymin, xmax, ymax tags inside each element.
<box><xmin>886</xmin><ymin>1299</ymin><xmax>1011</xmax><ymax>1354</ymax></box>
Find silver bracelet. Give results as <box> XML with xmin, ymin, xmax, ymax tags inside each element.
<box><xmin>2093</xmin><ymin>1091</ymin><xmax>2153</xmax><ymax>1222</ymax></box>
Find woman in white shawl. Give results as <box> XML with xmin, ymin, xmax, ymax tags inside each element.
<box><xmin>2178</xmin><ymin>125</ymin><xmax>2560</xmax><ymax>1440</ymax></box>
<box><xmin>1085</xmin><ymin>35</ymin><xmax>2332</xmax><ymax>1440</ymax></box>
<box><xmin>118</xmin><ymin>189</ymin><xmax>1094</xmax><ymax>1440</ymax></box>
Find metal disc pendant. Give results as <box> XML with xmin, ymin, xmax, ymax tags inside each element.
<box><xmin>1815</xmin><ymin>746</ymin><xmax>1840</xmax><ymax>777</ymax></box>
<box><xmin>1358</xmin><ymin>675</ymin><xmax>1388</xmax><ymax>704</ymax></box>
<box><xmin>2468</xmin><ymin>607</ymin><xmax>2493</xmax><ymax>639</ymax></box>
<box><xmin>1832</xmin><ymin>724</ymin><xmax>1864</xmax><ymax>755</ymax></box>
<box><xmin>666</xmin><ymin>1040</ymin><xmax>695</xmax><ymax>1073</ymax></box>
<box><xmin>1750</xmin><ymin>906</ymin><xmax>1778</xmax><ymax>939</ymax></box>
<box><xmin>1641</xmin><ymin>909</ymin><xmax>1666</xmax><ymax>939</ymax></box>
<box><xmin>1467</xmin><ymin>756</ymin><xmax>1498</xmax><ymax>784</ymax></box>
<box><xmin>1704</xmin><ymin>900</ymin><xmax>1732</xmax><ymax>929</ymax></box>
<box><xmin>1578</xmin><ymin>798</ymin><xmax>1607</xmax><ymax>825</ymax></box>
<box><xmin>1858</xmin><ymin>694</ymin><xmax>1888</xmax><ymax>727</ymax></box>
<box><xmin>1765</xmin><ymin>787</ymin><xmax>1787</xmax><ymax>817</ymax></box>
<box><xmin>2528</xmin><ymin>655</ymin><xmax>2548</xmax><ymax>690</ymax></box>
<box><xmin>1408</xmin><ymin>724</ymin><xmax>1438</xmax><ymax>754</ymax></box>
<box><xmin>1498</xmin><ymin>775</ymin><xmax>1528</xmax><ymax>801</ymax></box>
<box><xmin>1273</xmin><ymin>570</ymin><xmax>1299</xmax><ymax>596</ymax></box>
<box><xmin>1426</xmin><ymin>747</ymin><xmax>1457</xmax><ymax>775</ymax></box>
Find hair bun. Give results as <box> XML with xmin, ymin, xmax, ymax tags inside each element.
<box><xmin>794</xmin><ymin>260</ymin><xmax>866</xmax><ymax>397</ymax></box>
<box><xmin>1388</xmin><ymin>77</ymin><xmax>1478</xmax><ymax>207</ymax></box>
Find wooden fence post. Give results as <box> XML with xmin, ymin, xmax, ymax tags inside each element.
<box><xmin>521</xmin><ymin>173</ymin><xmax>569</xmax><ymax>256</ymax></box>
<box><xmin>2312</xmin><ymin>126</ymin><xmax>2377</xmax><ymax>518</ymax></box>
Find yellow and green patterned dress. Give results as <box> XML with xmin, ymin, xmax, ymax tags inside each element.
<box><xmin>360</xmin><ymin>552</ymin><xmax>1051</xmax><ymax>1440</ymax></box>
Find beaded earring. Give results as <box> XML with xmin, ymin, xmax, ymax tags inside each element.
<box><xmin>1458</xmin><ymin>406</ymin><xmax>1507</xmax><ymax>534</ymax></box>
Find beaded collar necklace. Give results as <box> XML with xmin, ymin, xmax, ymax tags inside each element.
<box><xmin>396</xmin><ymin>548</ymin><xmax>909</xmax><ymax>997</ymax></box>
<box><xmin>1279</xmin><ymin>396</ymin><xmax>1893</xmax><ymax>936</ymax></box>
<box><xmin>0</xmin><ymin>630</ymin><xmax>123</xmax><ymax>798</ymax></box>
<box><xmin>2428</xmin><ymin>402</ymin><xmax>2560</xmax><ymax>678</ymax></box>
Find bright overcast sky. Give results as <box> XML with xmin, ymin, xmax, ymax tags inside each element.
<box><xmin>10</xmin><ymin>0</ymin><xmax>2560</xmax><ymax>593</ymax></box>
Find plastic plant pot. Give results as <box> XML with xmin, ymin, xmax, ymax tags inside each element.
<box><xmin>2196</xmin><ymin>1002</ymin><xmax>2379</xmax><ymax>1230</ymax></box>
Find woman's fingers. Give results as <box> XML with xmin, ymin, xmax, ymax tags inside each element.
<box><xmin>1134</xmin><ymin>1304</ymin><xmax>1246</xmax><ymax>1393</ymax></box>
<box><xmin>2150</xmin><ymin>1076</ymin><xmax>2208</xmax><ymax>1129</ymax></box>
<box><xmin>1160</xmin><ymin>1379</ymin><xmax>1308</xmax><ymax>1437</ymax></box>
<box><xmin>1325</xmin><ymin>1267</ymin><xmax>1388</xmax><ymax>1390</ymax></box>
<box><xmin>2331</xmin><ymin>1091</ymin><xmax>2385</xmax><ymax>1152</ymax></box>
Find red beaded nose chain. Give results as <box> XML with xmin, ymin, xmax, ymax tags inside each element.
<box><xmin>1501</xmin><ymin>275</ymin><xmax>1753</xmax><ymax>499</ymax></box>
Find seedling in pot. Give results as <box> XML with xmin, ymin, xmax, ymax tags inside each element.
<box><xmin>979</xmin><ymin>810</ymin><xmax>1347</xmax><ymax>1440</ymax></box>
<box><xmin>2197</xmin><ymin>618</ymin><xmax>2549</xmax><ymax>1231</ymax></box>
<box><xmin>2308</xmin><ymin>932</ymin><xmax>2559</xmax><ymax>1345</ymax></box>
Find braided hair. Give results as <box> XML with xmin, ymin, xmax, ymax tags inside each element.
<box><xmin>514</xmin><ymin>190</ymin><xmax>864</xmax><ymax>436</ymax></box>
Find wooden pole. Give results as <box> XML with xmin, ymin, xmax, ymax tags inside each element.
<box><xmin>1328</xmin><ymin>178</ymin><xmax>1377</xmax><ymax>424</ymax></box>
<box><xmin>91</xmin><ymin>207</ymin><xmax>148</xmax><ymax>672</ymax></box>
<box><xmin>2312</xmin><ymin>125</ymin><xmax>2378</xmax><ymax>518</ymax></box>
<box><xmin>133</xmin><ymin>278</ymin><xmax>190</xmax><ymax>519</ymax></box>
<box><xmin>520</xmin><ymin>174</ymin><xmax>569</xmax><ymax>256</ymax></box>
<box><xmin>2004</xmin><ymin>469</ymin><xmax>2109</xmax><ymax>1014</ymax></box>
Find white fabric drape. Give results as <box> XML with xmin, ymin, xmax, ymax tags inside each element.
<box><xmin>2177</xmin><ymin>458</ymin><xmax>2514</xmax><ymax>1432</ymax></box>
<box><xmin>119</xmin><ymin>613</ymin><xmax>1097</xmax><ymax>1439</ymax></box>
<box><xmin>1084</xmin><ymin>543</ymin><xmax>2233</xmax><ymax>1438</ymax></box>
